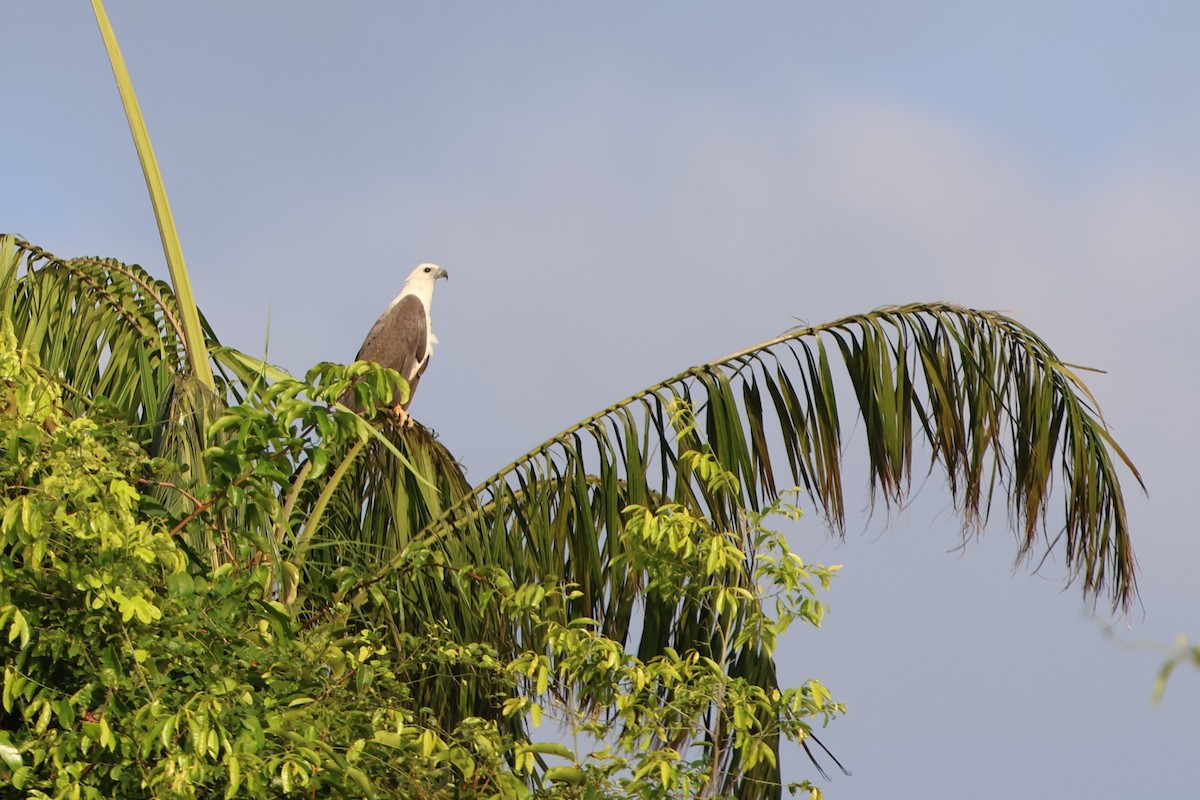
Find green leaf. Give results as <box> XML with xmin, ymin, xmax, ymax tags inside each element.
<box><xmin>167</xmin><ymin>570</ymin><xmax>195</xmax><ymax>597</ymax></box>
<box><xmin>0</xmin><ymin>732</ymin><xmax>22</xmax><ymax>770</ymax></box>
<box><xmin>90</xmin><ymin>0</ymin><xmax>214</xmax><ymax>390</ymax></box>
<box><xmin>225</xmin><ymin>754</ymin><xmax>241</xmax><ymax>799</ymax></box>
<box><xmin>372</xmin><ymin>730</ymin><xmax>404</xmax><ymax>749</ymax></box>
<box><xmin>544</xmin><ymin>766</ymin><xmax>585</xmax><ymax>785</ymax></box>
<box><xmin>345</xmin><ymin>766</ymin><xmax>374</xmax><ymax>797</ymax></box>
<box><xmin>520</xmin><ymin>741</ymin><xmax>574</xmax><ymax>760</ymax></box>
<box><xmin>6</xmin><ymin>607</ymin><xmax>30</xmax><ymax>650</ymax></box>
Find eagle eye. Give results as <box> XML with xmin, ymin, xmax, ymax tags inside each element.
<box><xmin>423</xmin><ymin>266</ymin><xmax>432</xmax><ymax>273</ymax></box>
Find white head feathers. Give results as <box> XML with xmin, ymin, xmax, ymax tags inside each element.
<box><xmin>390</xmin><ymin>262</ymin><xmax>449</xmax><ymax>310</ymax></box>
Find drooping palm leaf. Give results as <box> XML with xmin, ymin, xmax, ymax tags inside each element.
<box><xmin>443</xmin><ymin>303</ymin><xmax>1138</xmax><ymax>610</ymax></box>
<box><xmin>284</xmin><ymin>420</ymin><xmax>546</xmax><ymax>741</ymax></box>
<box><xmin>366</xmin><ymin>302</ymin><xmax>1140</xmax><ymax>798</ymax></box>
<box><xmin>7</xmin><ymin>238</ymin><xmax>186</xmax><ymax>429</ymax></box>
<box><xmin>4</xmin><ymin>239</ymin><xmax>290</xmax><ymax>420</ymax></box>
<box><xmin>2</xmin><ymin>238</ymin><xmax>290</xmax><ymax>562</ymax></box>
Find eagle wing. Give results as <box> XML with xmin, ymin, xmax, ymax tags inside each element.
<box><xmin>355</xmin><ymin>294</ymin><xmax>429</xmax><ymax>410</ymax></box>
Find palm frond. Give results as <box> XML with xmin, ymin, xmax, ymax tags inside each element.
<box><xmin>0</xmin><ymin>239</ymin><xmax>302</xmax><ymax>565</ymax></box>
<box><xmin>380</xmin><ymin>302</ymin><xmax>1141</xmax><ymax>797</ymax></box>
<box><xmin>90</xmin><ymin>0</ymin><xmax>214</xmax><ymax>390</ymax></box>
<box><xmin>2</xmin><ymin>238</ymin><xmax>268</xmax><ymax>423</ymax></box>
<box><xmin>6</xmin><ymin>238</ymin><xmax>191</xmax><ymax>433</ymax></box>
<box><xmin>447</xmin><ymin>303</ymin><xmax>1139</xmax><ymax>613</ymax></box>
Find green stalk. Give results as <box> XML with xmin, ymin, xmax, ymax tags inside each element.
<box><xmin>0</xmin><ymin>235</ymin><xmax>16</xmax><ymax>321</ymax></box>
<box><xmin>289</xmin><ymin>438</ymin><xmax>368</xmax><ymax>570</ymax></box>
<box><xmin>91</xmin><ymin>0</ymin><xmax>215</xmax><ymax>391</ymax></box>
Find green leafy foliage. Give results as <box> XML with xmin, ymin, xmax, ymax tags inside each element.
<box><xmin>0</xmin><ymin>233</ymin><xmax>1145</xmax><ymax>797</ymax></box>
<box><xmin>0</xmin><ymin>318</ymin><xmax>843</xmax><ymax>798</ymax></box>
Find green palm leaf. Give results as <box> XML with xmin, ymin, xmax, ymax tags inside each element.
<box><xmin>90</xmin><ymin>0</ymin><xmax>214</xmax><ymax>391</ymax></box>
<box><xmin>2</xmin><ymin>237</ymin><xmax>287</xmax><ymax>561</ymax></box>
<box><xmin>7</xmin><ymin>238</ymin><xmax>188</xmax><ymax>429</ymax></box>
<box><xmin>445</xmin><ymin>303</ymin><xmax>1138</xmax><ymax>612</ymax></box>
<box><xmin>2</xmin><ymin>238</ymin><xmax>251</xmax><ymax>434</ymax></box>
<box><xmin>361</xmin><ymin>301</ymin><xmax>1139</xmax><ymax>798</ymax></box>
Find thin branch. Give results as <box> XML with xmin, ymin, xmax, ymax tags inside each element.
<box><xmin>138</xmin><ymin>477</ymin><xmax>203</xmax><ymax>508</ymax></box>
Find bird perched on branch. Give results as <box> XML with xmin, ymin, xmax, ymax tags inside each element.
<box><xmin>344</xmin><ymin>262</ymin><xmax>449</xmax><ymax>426</ymax></box>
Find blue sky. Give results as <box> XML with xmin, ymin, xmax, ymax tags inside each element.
<box><xmin>6</xmin><ymin>3</ymin><xmax>1199</xmax><ymax>797</ymax></box>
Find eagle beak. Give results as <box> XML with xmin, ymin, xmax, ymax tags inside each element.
<box><xmin>439</xmin><ymin>267</ymin><xmax>450</xmax><ymax>281</ymax></box>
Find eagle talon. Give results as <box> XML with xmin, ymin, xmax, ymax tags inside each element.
<box><xmin>390</xmin><ymin>404</ymin><xmax>414</xmax><ymax>428</ymax></box>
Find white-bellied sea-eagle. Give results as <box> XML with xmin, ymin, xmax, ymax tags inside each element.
<box><xmin>345</xmin><ymin>262</ymin><xmax>448</xmax><ymax>425</ymax></box>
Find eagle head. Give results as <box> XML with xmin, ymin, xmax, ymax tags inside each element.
<box><xmin>407</xmin><ymin>263</ymin><xmax>449</xmax><ymax>287</ymax></box>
